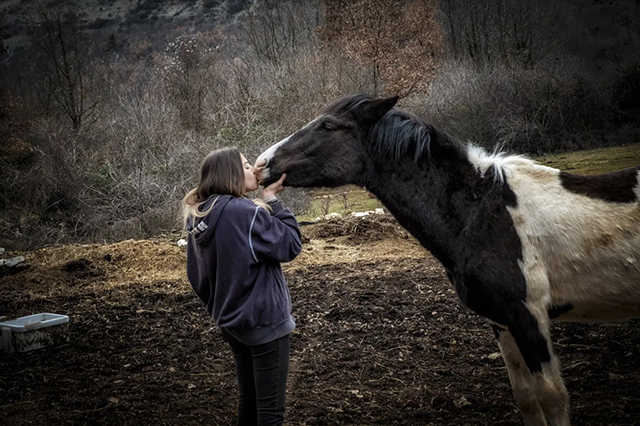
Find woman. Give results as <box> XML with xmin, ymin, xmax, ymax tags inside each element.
<box><xmin>182</xmin><ymin>147</ymin><xmax>302</xmax><ymax>426</ymax></box>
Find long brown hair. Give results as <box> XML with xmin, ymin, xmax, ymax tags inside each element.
<box><xmin>182</xmin><ymin>147</ymin><xmax>245</xmax><ymax>228</ymax></box>
<box><xmin>182</xmin><ymin>147</ymin><xmax>269</xmax><ymax>228</ymax></box>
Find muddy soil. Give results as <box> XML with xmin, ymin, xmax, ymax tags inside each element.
<box><xmin>1</xmin><ymin>219</ymin><xmax>639</xmax><ymax>425</ymax></box>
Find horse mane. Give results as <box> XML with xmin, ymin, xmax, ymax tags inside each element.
<box><xmin>321</xmin><ymin>94</ymin><xmax>457</xmax><ymax>162</ymax></box>
<box><xmin>370</xmin><ymin>107</ymin><xmax>546</xmax><ymax>183</ymax></box>
<box><xmin>369</xmin><ymin>109</ymin><xmax>443</xmax><ymax>162</ymax></box>
<box><xmin>324</xmin><ymin>94</ymin><xmax>539</xmax><ymax>182</ymax></box>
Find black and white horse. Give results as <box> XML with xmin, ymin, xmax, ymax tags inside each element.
<box><xmin>256</xmin><ymin>94</ymin><xmax>640</xmax><ymax>426</ymax></box>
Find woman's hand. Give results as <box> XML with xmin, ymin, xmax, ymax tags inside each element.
<box><xmin>261</xmin><ymin>173</ymin><xmax>287</xmax><ymax>199</ymax></box>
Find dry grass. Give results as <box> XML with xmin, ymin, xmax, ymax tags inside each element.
<box><xmin>292</xmin><ymin>237</ymin><xmax>428</xmax><ymax>270</ymax></box>
<box><xmin>7</xmin><ymin>238</ymin><xmax>188</xmax><ymax>291</ymax></box>
<box><xmin>2</xmin><ymin>214</ymin><xmax>427</xmax><ymax>295</ymax></box>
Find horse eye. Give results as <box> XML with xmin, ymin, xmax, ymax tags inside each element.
<box><xmin>320</xmin><ymin>122</ymin><xmax>336</xmax><ymax>131</ymax></box>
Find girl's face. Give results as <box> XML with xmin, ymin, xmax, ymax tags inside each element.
<box><xmin>241</xmin><ymin>154</ymin><xmax>259</xmax><ymax>194</ymax></box>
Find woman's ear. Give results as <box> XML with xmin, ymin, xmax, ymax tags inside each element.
<box><xmin>360</xmin><ymin>96</ymin><xmax>399</xmax><ymax>124</ymax></box>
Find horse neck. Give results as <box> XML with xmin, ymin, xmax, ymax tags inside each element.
<box><xmin>363</xmin><ymin>145</ymin><xmax>483</xmax><ymax>270</ymax></box>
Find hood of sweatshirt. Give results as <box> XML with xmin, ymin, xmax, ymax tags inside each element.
<box><xmin>187</xmin><ymin>194</ymin><xmax>233</xmax><ymax>246</ymax></box>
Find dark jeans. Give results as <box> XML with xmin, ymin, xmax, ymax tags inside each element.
<box><xmin>222</xmin><ymin>330</ymin><xmax>290</xmax><ymax>426</ymax></box>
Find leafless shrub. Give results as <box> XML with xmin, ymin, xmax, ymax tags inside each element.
<box><xmin>412</xmin><ymin>58</ymin><xmax>616</xmax><ymax>154</ymax></box>
<box><xmin>157</xmin><ymin>34</ymin><xmax>225</xmax><ymax>131</ymax></box>
<box><xmin>0</xmin><ymin>119</ymin><xmax>87</xmax><ymax>248</ymax></box>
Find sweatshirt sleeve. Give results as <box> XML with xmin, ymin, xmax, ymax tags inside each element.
<box><xmin>249</xmin><ymin>204</ymin><xmax>302</xmax><ymax>263</ymax></box>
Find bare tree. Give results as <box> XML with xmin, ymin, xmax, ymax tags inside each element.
<box><xmin>159</xmin><ymin>35</ymin><xmax>216</xmax><ymax>132</ymax></box>
<box><xmin>439</xmin><ymin>0</ymin><xmax>557</xmax><ymax>67</ymax></box>
<box><xmin>241</xmin><ymin>0</ymin><xmax>321</xmax><ymax>69</ymax></box>
<box><xmin>321</xmin><ymin>0</ymin><xmax>443</xmax><ymax>96</ymax></box>
<box><xmin>28</xmin><ymin>2</ymin><xmax>105</xmax><ymax>130</ymax></box>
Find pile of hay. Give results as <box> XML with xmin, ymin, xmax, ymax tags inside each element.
<box><xmin>302</xmin><ymin>212</ymin><xmax>409</xmax><ymax>244</ymax></box>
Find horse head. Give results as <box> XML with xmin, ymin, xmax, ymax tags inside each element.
<box><xmin>256</xmin><ymin>95</ymin><xmax>399</xmax><ymax>188</ymax></box>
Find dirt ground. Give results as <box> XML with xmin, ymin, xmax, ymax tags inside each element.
<box><xmin>1</xmin><ymin>215</ymin><xmax>639</xmax><ymax>426</ymax></box>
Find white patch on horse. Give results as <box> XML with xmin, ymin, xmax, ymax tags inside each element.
<box><xmin>255</xmin><ymin>136</ymin><xmax>290</xmax><ymax>181</ymax></box>
<box><xmin>466</xmin><ymin>145</ymin><xmax>537</xmax><ymax>182</ymax></box>
<box><xmin>635</xmin><ymin>170</ymin><xmax>640</xmax><ymax>199</ymax></box>
<box><xmin>255</xmin><ymin>116</ymin><xmax>324</xmax><ymax>181</ymax></box>
<box><xmin>502</xmin><ymin>160</ymin><xmax>640</xmax><ymax>323</ymax></box>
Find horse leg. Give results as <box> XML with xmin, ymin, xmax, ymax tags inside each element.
<box><xmin>534</xmin><ymin>358</ymin><xmax>570</xmax><ymax>426</ymax></box>
<box><xmin>493</xmin><ymin>300</ymin><xmax>571</xmax><ymax>425</ymax></box>
<box><xmin>527</xmin><ymin>315</ymin><xmax>570</xmax><ymax>426</ymax></box>
<box><xmin>492</xmin><ymin>325</ymin><xmax>547</xmax><ymax>426</ymax></box>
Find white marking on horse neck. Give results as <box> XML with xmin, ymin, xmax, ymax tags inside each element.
<box><xmin>466</xmin><ymin>144</ymin><xmax>546</xmax><ymax>182</ymax></box>
<box><xmin>635</xmin><ymin>170</ymin><xmax>640</xmax><ymax>199</ymax></box>
<box><xmin>255</xmin><ymin>116</ymin><xmax>324</xmax><ymax>180</ymax></box>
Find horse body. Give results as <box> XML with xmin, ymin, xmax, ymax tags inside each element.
<box><xmin>498</xmin><ymin>157</ymin><xmax>640</xmax><ymax>322</ymax></box>
<box><xmin>256</xmin><ymin>94</ymin><xmax>640</xmax><ymax>425</ymax></box>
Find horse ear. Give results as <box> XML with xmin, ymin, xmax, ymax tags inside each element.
<box><xmin>361</xmin><ymin>96</ymin><xmax>399</xmax><ymax>124</ymax></box>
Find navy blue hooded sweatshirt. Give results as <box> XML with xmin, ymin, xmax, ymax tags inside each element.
<box><xmin>186</xmin><ymin>195</ymin><xmax>302</xmax><ymax>346</ymax></box>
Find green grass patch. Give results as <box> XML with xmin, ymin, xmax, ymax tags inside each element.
<box><xmin>296</xmin><ymin>186</ymin><xmax>383</xmax><ymax>222</ymax></box>
<box><xmin>296</xmin><ymin>144</ymin><xmax>640</xmax><ymax>221</ymax></box>
<box><xmin>537</xmin><ymin>144</ymin><xmax>640</xmax><ymax>175</ymax></box>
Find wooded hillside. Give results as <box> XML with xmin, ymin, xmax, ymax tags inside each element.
<box><xmin>1</xmin><ymin>0</ymin><xmax>639</xmax><ymax>249</ymax></box>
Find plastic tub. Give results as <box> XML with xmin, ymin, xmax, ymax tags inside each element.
<box><xmin>1</xmin><ymin>313</ymin><xmax>70</xmax><ymax>353</ymax></box>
